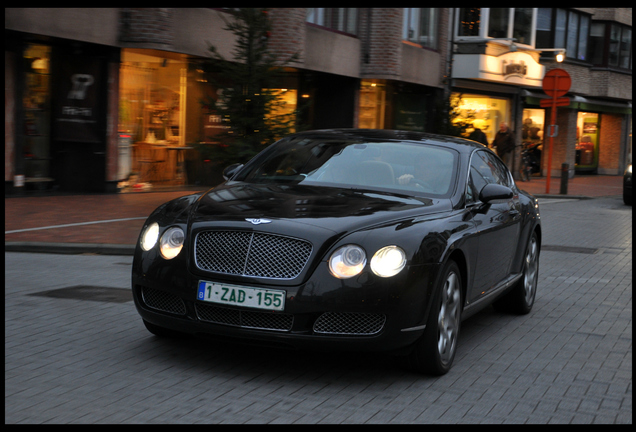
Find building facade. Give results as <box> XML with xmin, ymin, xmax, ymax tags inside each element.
<box><xmin>5</xmin><ymin>8</ymin><xmax>632</xmax><ymax>194</ymax></box>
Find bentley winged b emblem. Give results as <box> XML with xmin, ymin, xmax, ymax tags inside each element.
<box><xmin>245</xmin><ymin>218</ymin><xmax>272</xmax><ymax>225</ymax></box>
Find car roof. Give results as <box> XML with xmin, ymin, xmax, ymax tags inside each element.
<box><xmin>289</xmin><ymin>129</ymin><xmax>486</xmax><ymax>154</ymax></box>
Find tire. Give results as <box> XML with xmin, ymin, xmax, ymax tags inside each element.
<box><xmin>401</xmin><ymin>260</ymin><xmax>463</xmax><ymax>376</ymax></box>
<box><xmin>519</xmin><ymin>160</ymin><xmax>531</xmax><ymax>182</ymax></box>
<box><xmin>525</xmin><ymin>165</ymin><xmax>533</xmax><ymax>182</ymax></box>
<box><xmin>493</xmin><ymin>232</ymin><xmax>539</xmax><ymax>315</ymax></box>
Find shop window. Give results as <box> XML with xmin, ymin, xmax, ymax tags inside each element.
<box><xmin>522</xmin><ymin>109</ymin><xmax>545</xmax><ymax>172</ymax></box>
<box><xmin>359</xmin><ymin>81</ymin><xmax>386</xmax><ymax>129</ymax></box>
<box><xmin>576</xmin><ymin>112</ymin><xmax>599</xmax><ymax>171</ymax></box>
<box><xmin>118</xmin><ymin>49</ymin><xmax>189</xmax><ymax>189</ymax></box>
<box><xmin>23</xmin><ymin>43</ymin><xmax>52</xmax><ymax>183</ymax></box>
<box><xmin>267</xmin><ymin>89</ymin><xmax>297</xmax><ymax>133</ymax></box>
<box><xmin>522</xmin><ymin>109</ymin><xmax>545</xmax><ymax>144</ymax></box>
<box><xmin>452</xmin><ymin>93</ymin><xmax>510</xmax><ymax>145</ymax></box>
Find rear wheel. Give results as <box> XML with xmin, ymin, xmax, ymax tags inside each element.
<box><xmin>519</xmin><ymin>158</ymin><xmax>531</xmax><ymax>182</ymax></box>
<box><xmin>402</xmin><ymin>260</ymin><xmax>462</xmax><ymax>375</ymax></box>
<box><xmin>494</xmin><ymin>232</ymin><xmax>539</xmax><ymax>314</ymax></box>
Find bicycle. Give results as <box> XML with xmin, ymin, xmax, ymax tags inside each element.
<box><xmin>518</xmin><ymin>144</ymin><xmax>534</xmax><ymax>182</ymax></box>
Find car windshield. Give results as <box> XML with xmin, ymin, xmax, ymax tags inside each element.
<box><xmin>232</xmin><ymin>136</ymin><xmax>459</xmax><ymax>197</ymax></box>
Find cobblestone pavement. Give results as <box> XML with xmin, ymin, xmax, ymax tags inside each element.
<box><xmin>4</xmin><ymin>196</ymin><xmax>631</xmax><ymax>424</ymax></box>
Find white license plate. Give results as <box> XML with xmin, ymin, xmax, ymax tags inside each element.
<box><xmin>197</xmin><ymin>281</ymin><xmax>285</xmax><ymax>311</ymax></box>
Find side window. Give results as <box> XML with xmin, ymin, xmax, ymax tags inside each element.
<box><xmin>468</xmin><ymin>150</ymin><xmax>512</xmax><ymax>202</ymax></box>
<box><xmin>482</xmin><ymin>152</ymin><xmax>513</xmax><ymax>187</ymax></box>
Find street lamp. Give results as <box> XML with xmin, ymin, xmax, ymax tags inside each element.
<box><xmin>537</xmin><ymin>48</ymin><xmax>567</xmax><ymax>62</ymax></box>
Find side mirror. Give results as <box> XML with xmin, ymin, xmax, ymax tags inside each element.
<box><xmin>479</xmin><ymin>183</ymin><xmax>513</xmax><ymax>203</ymax></box>
<box><xmin>223</xmin><ymin>163</ymin><xmax>244</xmax><ymax>181</ymax></box>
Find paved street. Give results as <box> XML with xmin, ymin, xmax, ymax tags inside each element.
<box><xmin>4</xmin><ymin>196</ymin><xmax>632</xmax><ymax>424</ymax></box>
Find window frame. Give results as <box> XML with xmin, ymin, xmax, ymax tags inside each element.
<box><xmin>587</xmin><ymin>20</ymin><xmax>632</xmax><ymax>71</ymax></box>
<box><xmin>536</xmin><ymin>8</ymin><xmax>593</xmax><ymax>63</ymax></box>
<box><xmin>455</xmin><ymin>8</ymin><xmax>537</xmax><ymax>47</ymax></box>
<box><xmin>306</xmin><ymin>8</ymin><xmax>358</xmax><ymax>36</ymax></box>
<box><xmin>402</xmin><ymin>8</ymin><xmax>440</xmax><ymax>50</ymax></box>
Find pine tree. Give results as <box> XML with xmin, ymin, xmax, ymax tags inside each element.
<box><xmin>432</xmin><ymin>93</ymin><xmax>475</xmax><ymax>138</ymax></box>
<box><xmin>198</xmin><ymin>8</ymin><xmax>300</xmax><ymax>167</ymax></box>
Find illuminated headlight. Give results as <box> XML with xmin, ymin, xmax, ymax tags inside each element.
<box><xmin>160</xmin><ymin>227</ymin><xmax>185</xmax><ymax>259</ymax></box>
<box><xmin>140</xmin><ymin>222</ymin><xmax>159</xmax><ymax>251</ymax></box>
<box><xmin>329</xmin><ymin>245</ymin><xmax>367</xmax><ymax>279</ymax></box>
<box><xmin>370</xmin><ymin>246</ymin><xmax>406</xmax><ymax>277</ymax></box>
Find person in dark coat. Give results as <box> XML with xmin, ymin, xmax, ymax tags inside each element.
<box><xmin>492</xmin><ymin>122</ymin><xmax>515</xmax><ymax>170</ymax></box>
<box><xmin>468</xmin><ymin>127</ymin><xmax>489</xmax><ymax>146</ymax></box>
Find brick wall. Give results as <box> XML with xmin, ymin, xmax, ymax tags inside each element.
<box><xmin>599</xmin><ymin>114</ymin><xmax>622</xmax><ymax>174</ymax></box>
<box><xmin>119</xmin><ymin>8</ymin><xmax>174</xmax><ymax>46</ymax></box>
<box><xmin>269</xmin><ymin>8</ymin><xmax>306</xmax><ymax>65</ymax></box>
<box><xmin>361</xmin><ymin>8</ymin><xmax>402</xmax><ymax>78</ymax></box>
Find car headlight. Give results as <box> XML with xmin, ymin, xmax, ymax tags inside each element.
<box><xmin>329</xmin><ymin>244</ymin><xmax>367</xmax><ymax>279</ymax></box>
<box><xmin>370</xmin><ymin>245</ymin><xmax>406</xmax><ymax>277</ymax></box>
<box><xmin>140</xmin><ymin>222</ymin><xmax>159</xmax><ymax>251</ymax></box>
<box><xmin>160</xmin><ymin>227</ymin><xmax>185</xmax><ymax>259</ymax></box>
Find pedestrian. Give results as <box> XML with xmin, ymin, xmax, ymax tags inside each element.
<box><xmin>468</xmin><ymin>127</ymin><xmax>489</xmax><ymax>146</ymax></box>
<box><xmin>492</xmin><ymin>122</ymin><xmax>515</xmax><ymax>170</ymax></box>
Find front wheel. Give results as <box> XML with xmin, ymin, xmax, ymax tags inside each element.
<box><xmin>401</xmin><ymin>260</ymin><xmax>463</xmax><ymax>375</ymax></box>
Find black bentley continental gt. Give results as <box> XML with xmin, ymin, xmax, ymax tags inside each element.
<box><xmin>132</xmin><ymin>129</ymin><xmax>541</xmax><ymax>375</ymax></box>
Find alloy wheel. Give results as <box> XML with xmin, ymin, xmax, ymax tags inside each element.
<box><xmin>523</xmin><ymin>236</ymin><xmax>539</xmax><ymax>306</ymax></box>
<box><xmin>437</xmin><ymin>271</ymin><xmax>461</xmax><ymax>365</ymax></box>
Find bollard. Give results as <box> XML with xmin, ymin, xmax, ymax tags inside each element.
<box><xmin>560</xmin><ymin>163</ymin><xmax>569</xmax><ymax>195</ymax></box>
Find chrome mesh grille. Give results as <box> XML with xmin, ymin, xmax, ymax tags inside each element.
<box><xmin>141</xmin><ymin>287</ymin><xmax>186</xmax><ymax>315</ymax></box>
<box><xmin>195</xmin><ymin>230</ymin><xmax>312</xmax><ymax>279</ymax></box>
<box><xmin>196</xmin><ymin>303</ymin><xmax>293</xmax><ymax>332</ymax></box>
<box><xmin>313</xmin><ymin>312</ymin><xmax>386</xmax><ymax>335</ymax></box>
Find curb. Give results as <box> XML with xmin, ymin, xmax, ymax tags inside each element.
<box><xmin>5</xmin><ymin>242</ymin><xmax>135</xmax><ymax>256</ymax></box>
<box><xmin>533</xmin><ymin>194</ymin><xmax>594</xmax><ymax>199</ymax></box>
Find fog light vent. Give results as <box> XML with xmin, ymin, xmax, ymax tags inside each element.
<box><xmin>313</xmin><ymin>312</ymin><xmax>386</xmax><ymax>335</ymax></box>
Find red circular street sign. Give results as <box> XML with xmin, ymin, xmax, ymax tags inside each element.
<box><xmin>542</xmin><ymin>68</ymin><xmax>572</xmax><ymax>98</ymax></box>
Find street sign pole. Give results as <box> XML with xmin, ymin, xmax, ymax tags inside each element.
<box><xmin>545</xmin><ymin>92</ymin><xmax>558</xmax><ymax>194</ymax></box>
<box><xmin>541</xmin><ymin>69</ymin><xmax>571</xmax><ymax>194</ymax></box>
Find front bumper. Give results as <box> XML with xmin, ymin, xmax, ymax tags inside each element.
<box><xmin>132</xmin><ymin>251</ymin><xmax>437</xmax><ymax>352</ymax></box>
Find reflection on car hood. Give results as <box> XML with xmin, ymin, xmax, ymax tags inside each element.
<box><xmin>191</xmin><ymin>183</ymin><xmax>451</xmax><ymax>233</ymax></box>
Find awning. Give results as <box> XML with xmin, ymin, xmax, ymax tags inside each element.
<box><xmin>522</xmin><ymin>90</ymin><xmax>632</xmax><ymax>114</ymax></box>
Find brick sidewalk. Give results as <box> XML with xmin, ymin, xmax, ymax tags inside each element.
<box><xmin>4</xmin><ymin>189</ymin><xmax>205</xmax><ymax>247</ymax></box>
<box><xmin>5</xmin><ymin>175</ymin><xmax>624</xmax><ymax>248</ymax></box>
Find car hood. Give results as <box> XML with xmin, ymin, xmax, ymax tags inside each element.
<box><xmin>190</xmin><ymin>182</ymin><xmax>452</xmax><ymax>235</ymax></box>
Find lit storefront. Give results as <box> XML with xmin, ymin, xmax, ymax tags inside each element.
<box><xmin>452</xmin><ymin>94</ymin><xmax>512</xmax><ymax>145</ymax></box>
<box><xmin>22</xmin><ymin>43</ymin><xmax>52</xmax><ymax>187</ymax></box>
<box><xmin>117</xmin><ymin>49</ymin><xmax>191</xmax><ymax>191</ymax></box>
<box><xmin>576</xmin><ymin>112</ymin><xmax>599</xmax><ymax>171</ymax></box>
<box><xmin>359</xmin><ymin>80</ymin><xmax>386</xmax><ymax>129</ymax></box>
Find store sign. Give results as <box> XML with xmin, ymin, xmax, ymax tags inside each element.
<box><xmin>53</xmin><ymin>55</ymin><xmax>102</xmax><ymax>143</ymax></box>
<box><xmin>452</xmin><ymin>51</ymin><xmax>545</xmax><ymax>88</ymax></box>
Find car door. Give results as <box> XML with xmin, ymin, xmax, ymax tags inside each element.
<box><xmin>466</xmin><ymin>150</ymin><xmax>522</xmax><ymax>301</ymax></box>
